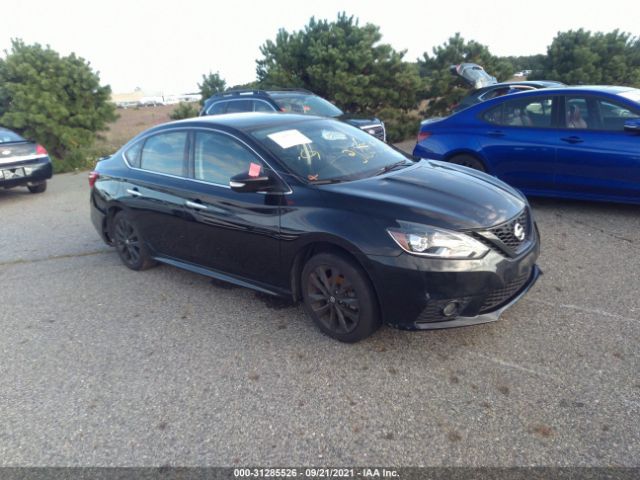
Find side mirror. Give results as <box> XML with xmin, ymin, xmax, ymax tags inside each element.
<box><xmin>624</xmin><ymin>118</ymin><xmax>640</xmax><ymax>133</ymax></box>
<box><xmin>229</xmin><ymin>171</ymin><xmax>279</xmax><ymax>193</ymax></box>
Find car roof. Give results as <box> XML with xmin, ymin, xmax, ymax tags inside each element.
<box><xmin>475</xmin><ymin>85</ymin><xmax>639</xmax><ymax>101</ymax></box>
<box><xmin>496</xmin><ymin>80</ymin><xmax>565</xmax><ymax>87</ymax></box>
<box><xmin>150</xmin><ymin>112</ymin><xmax>325</xmax><ymax>133</ymax></box>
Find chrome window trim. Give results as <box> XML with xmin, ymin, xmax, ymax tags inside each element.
<box><xmin>205</xmin><ymin>98</ymin><xmax>276</xmax><ymax>115</ymax></box>
<box><xmin>122</xmin><ymin>126</ymin><xmax>292</xmax><ymax>194</ymax></box>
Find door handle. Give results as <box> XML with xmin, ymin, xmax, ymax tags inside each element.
<box><xmin>488</xmin><ymin>130</ymin><xmax>505</xmax><ymax>137</ymax></box>
<box><xmin>126</xmin><ymin>188</ymin><xmax>142</xmax><ymax>197</ymax></box>
<box><xmin>185</xmin><ymin>200</ymin><xmax>207</xmax><ymax>210</ymax></box>
<box><xmin>561</xmin><ymin>136</ymin><xmax>584</xmax><ymax>144</ymax></box>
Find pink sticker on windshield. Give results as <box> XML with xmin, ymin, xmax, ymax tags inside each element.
<box><xmin>249</xmin><ymin>162</ymin><xmax>261</xmax><ymax>177</ymax></box>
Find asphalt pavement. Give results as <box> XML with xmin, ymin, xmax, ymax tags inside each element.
<box><xmin>0</xmin><ymin>170</ymin><xmax>638</xmax><ymax>466</ymax></box>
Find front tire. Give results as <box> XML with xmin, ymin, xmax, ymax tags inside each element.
<box><xmin>301</xmin><ymin>252</ymin><xmax>381</xmax><ymax>342</ymax></box>
<box><xmin>27</xmin><ymin>181</ymin><xmax>47</xmax><ymax>193</ymax></box>
<box><xmin>448</xmin><ymin>154</ymin><xmax>486</xmax><ymax>172</ymax></box>
<box><xmin>112</xmin><ymin>211</ymin><xmax>157</xmax><ymax>271</ymax></box>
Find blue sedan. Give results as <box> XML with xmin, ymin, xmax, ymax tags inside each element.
<box><xmin>413</xmin><ymin>86</ymin><xmax>640</xmax><ymax>204</ymax></box>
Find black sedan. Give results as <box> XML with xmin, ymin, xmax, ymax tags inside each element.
<box><xmin>90</xmin><ymin>113</ymin><xmax>540</xmax><ymax>342</ymax></box>
<box><xmin>0</xmin><ymin>127</ymin><xmax>52</xmax><ymax>193</ymax></box>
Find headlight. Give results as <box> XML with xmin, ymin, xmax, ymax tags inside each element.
<box><xmin>387</xmin><ymin>222</ymin><xmax>488</xmax><ymax>259</ymax></box>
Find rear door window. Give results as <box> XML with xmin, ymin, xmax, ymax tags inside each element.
<box><xmin>253</xmin><ymin>100</ymin><xmax>276</xmax><ymax>112</ymax></box>
<box><xmin>140</xmin><ymin>131</ymin><xmax>188</xmax><ymax>176</ymax></box>
<box><xmin>483</xmin><ymin>96</ymin><xmax>554</xmax><ymax>128</ymax></box>
<box><xmin>225</xmin><ymin>100</ymin><xmax>253</xmax><ymax>113</ymax></box>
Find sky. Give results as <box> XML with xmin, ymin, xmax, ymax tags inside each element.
<box><xmin>2</xmin><ymin>0</ymin><xmax>638</xmax><ymax>94</ymax></box>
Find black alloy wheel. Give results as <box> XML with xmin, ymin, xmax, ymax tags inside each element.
<box><xmin>448</xmin><ymin>154</ymin><xmax>486</xmax><ymax>172</ymax></box>
<box><xmin>112</xmin><ymin>211</ymin><xmax>156</xmax><ymax>271</ymax></box>
<box><xmin>302</xmin><ymin>252</ymin><xmax>380</xmax><ymax>342</ymax></box>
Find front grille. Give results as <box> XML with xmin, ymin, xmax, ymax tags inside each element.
<box><xmin>474</xmin><ymin>209</ymin><xmax>532</xmax><ymax>257</ymax></box>
<box><xmin>479</xmin><ymin>269</ymin><xmax>532</xmax><ymax>312</ymax></box>
<box><xmin>490</xmin><ymin>209</ymin><xmax>530</xmax><ymax>249</ymax></box>
<box><xmin>361</xmin><ymin>125</ymin><xmax>386</xmax><ymax>141</ymax></box>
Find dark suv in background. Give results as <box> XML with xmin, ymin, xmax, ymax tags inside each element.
<box><xmin>200</xmin><ymin>89</ymin><xmax>386</xmax><ymax>141</ymax></box>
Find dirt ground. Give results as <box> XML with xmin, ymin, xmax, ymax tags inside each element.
<box><xmin>96</xmin><ymin>104</ymin><xmax>181</xmax><ymax>153</ymax></box>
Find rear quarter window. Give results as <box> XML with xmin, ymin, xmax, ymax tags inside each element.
<box><xmin>124</xmin><ymin>141</ymin><xmax>143</xmax><ymax>168</ymax></box>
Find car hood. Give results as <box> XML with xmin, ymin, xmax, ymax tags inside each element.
<box><xmin>450</xmin><ymin>63</ymin><xmax>497</xmax><ymax>89</ymax></box>
<box><xmin>322</xmin><ymin>161</ymin><xmax>527</xmax><ymax>231</ymax></box>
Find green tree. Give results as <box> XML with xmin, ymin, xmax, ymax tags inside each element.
<box><xmin>532</xmin><ymin>29</ymin><xmax>640</xmax><ymax>86</ymax></box>
<box><xmin>502</xmin><ymin>54</ymin><xmax>546</xmax><ymax>77</ymax></box>
<box><xmin>0</xmin><ymin>39</ymin><xmax>116</xmax><ymax>170</ymax></box>
<box><xmin>256</xmin><ymin>12</ymin><xmax>423</xmax><ymax>119</ymax></box>
<box><xmin>198</xmin><ymin>71</ymin><xmax>227</xmax><ymax>105</ymax></box>
<box><xmin>169</xmin><ymin>102</ymin><xmax>199</xmax><ymax>120</ymax></box>
<box><xmin>418</xmin><ymin>33</ymin><xmax>513</xmax><ymax>117</ymax></box>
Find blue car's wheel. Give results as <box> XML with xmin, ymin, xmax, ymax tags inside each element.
<box><xmin>449</xmin><ymin>154</ymin><xmax>486</xmax><ymax>172</ymax></box>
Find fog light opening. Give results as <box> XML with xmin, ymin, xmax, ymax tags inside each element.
<box><xmin>442</xmin><ymin>301</ymin><xmax>460</xmax><ymax>317</ymax></box>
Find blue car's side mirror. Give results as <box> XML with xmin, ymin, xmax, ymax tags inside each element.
<box><xmin>623</xmin><ymin>118</ymin><xmax>640</xmax><ymax>132</ymax></box>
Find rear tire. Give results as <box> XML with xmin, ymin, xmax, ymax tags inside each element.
<box><xmin>448</xmin><ymin>154</ymin><xmax>486</xmax><ymax>172</ymax></box>
<box><xmin>301</xmin><ymin>252</ymin><xmax>381</xmax><ymax>342</ymax></box>
<box><xmin>112</xmin><ymin>211</ymin><xmax>157</xmax><ymax>271</ymax></box>
<box><xmin>27</xmin><ymin>181</ymin><xmax>47</xmax><ymax>193</ymax></box>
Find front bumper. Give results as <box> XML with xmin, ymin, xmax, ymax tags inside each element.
<box><xmin>411</xmin><ymin>264</ymin><xmax>540</xmax><ymax>329</ymax></box>
<box><xmin>0</xmin><ymin>157</ymin><xmax>52</xmax><ymax>188</ymax></box>
<box><xmin>365</xmin><ymin>231</ymin><xmax>540</xmax><ymax>330</ymax></box>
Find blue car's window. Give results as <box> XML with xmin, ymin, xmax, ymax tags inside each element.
<box><xmin>597</xmin><ymin>99</ymin><xmax>640</xmax><ymax>131</ymax></box>
<box><xmin>484</xmin><ymin>97</ymin><xmax>553</xmax><ymax>128</ymax></box>
<box><xmin>565</xmin><ymin>98</ymin><xmax>589</xmax><ymax>129</ymax></box>
<box><xmin>140</xmin><ymin>131</ymin><xmax>188</xmax><ymax>177</ymax></box>
<box><xmin>563</xmin><ymin>96</ymin><xmax>640</xmax><ymax>131</ymax></box>
<box><xmin>251</xmin><ymin>119</ymin><xmax>408</xmax><ymax>183</ymax></box>
<box><xmin>194</xmin><ymin>131</ymin><xmax>262</xmax><ymax>185</ymax></box>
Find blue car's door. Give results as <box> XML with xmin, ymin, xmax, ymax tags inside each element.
<box><xmin>555</xmin><ymin>95</ymin><xmax>640</xmax><ymax>201</ymax></box>
<box><xmin>479</xmin><ymin>95</ymin><xmax>559</xmax><ymax>193</ymax></box>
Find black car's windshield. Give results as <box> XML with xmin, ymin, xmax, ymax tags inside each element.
<box><xmin>251</xmin><ymin>119</ymin><xmax>410</xmax><ymax>183</ymax></box>
<box><xmin>268</xmin><ymin>93</ymin><xmax>344</xmax><ymax>117</ymax></box>
<box><xmin>0</xmin><ymin>128</ymin><xmax>25</xmax><ymax>144</ymax></box>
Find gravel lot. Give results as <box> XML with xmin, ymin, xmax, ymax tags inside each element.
<box><xmin>1</xmin><ymin>168</ymin><xmax>638</xmax><ymax>467</ymax></box>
